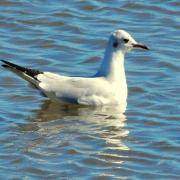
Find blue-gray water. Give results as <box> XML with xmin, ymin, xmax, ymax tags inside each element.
<box><xmin>0</xmin><ymin>0</ymin><xmax>180</xmax><ymax>179</ymax></box>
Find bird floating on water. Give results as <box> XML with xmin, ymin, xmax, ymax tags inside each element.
<box><xmin>1</xmin><ymin>29</ymin><xmax>149</xmax><ymax>106</ymax></box>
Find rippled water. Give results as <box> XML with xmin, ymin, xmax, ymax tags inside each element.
<box><xmin>0</xmin><ymin>0</ymin><xmax>179</xmax><ymax>179</ymax></box>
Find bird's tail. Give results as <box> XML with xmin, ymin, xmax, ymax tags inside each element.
<box><xmin>1</xmin><ymin>60</ymin><xmax>43</xmax><ymax>86</ymax></box>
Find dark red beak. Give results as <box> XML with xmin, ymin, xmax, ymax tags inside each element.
<box><xmin>133</xmin><ymin>43</ymin><xmax>149</xmax><ymax>50</ymax></box>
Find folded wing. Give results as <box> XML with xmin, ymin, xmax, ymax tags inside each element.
<box><xmin>1</xmin><ymin>60</ymin><xmax>115</xmax><ymax>105</ymax></box>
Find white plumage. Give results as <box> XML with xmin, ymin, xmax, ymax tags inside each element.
<box><xmin>1</xmin><ymin>29</ymin><xmax>148</xmax><ymax>106</ymax></box>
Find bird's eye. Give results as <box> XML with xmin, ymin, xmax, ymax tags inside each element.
<box><xmin>113</xmin><ymin>41</ymin><xmax>118</xmax><ymax>48</ymax></box>
<box><xmin>123</xmin><ymin>38</ymin><xmax>129</xmax><ymax>43</ymax></box>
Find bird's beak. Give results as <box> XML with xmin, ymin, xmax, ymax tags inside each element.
<box><xmin>133</xmin><ymin>43</ymin><xmax>149</xmax><ymax>50</ymax></box>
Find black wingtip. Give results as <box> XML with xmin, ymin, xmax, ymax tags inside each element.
<box><xmin>1</xmin><ymin>60</ymin><xmax>8</xmax><ymax>64</ymax></box>
<box><xmin>1</xmin><ymin>60</ymin><xmax>10</xmax><ymax>68</ymax></box>
<box><xmin>1</xmin><ymin>64</ymin><xmax>8</xmax><ymax>68</ymax></box>
<box><xmin>1</xmin><ymin>60</ymin><xmax>43</xmax><ymax>80</ymax></box>
<box><xmin>1</xmin><ymin>60</ymin><xmax>16</xmax><ymax>67</ymax></box>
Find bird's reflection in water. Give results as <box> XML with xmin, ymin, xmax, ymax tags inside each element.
<box><xmin>17</xmin><ymin>100</ymin><xmax>129</xmax><ymax>160</ymax></box>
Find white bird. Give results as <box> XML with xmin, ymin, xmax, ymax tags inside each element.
<box><xmin>1</xmin><ymin>29</ymin><xmax>148</xmax><ymax>106</ymax></box>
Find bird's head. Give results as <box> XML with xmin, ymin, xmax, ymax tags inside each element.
<box><xmin>110</xmin><ymin>29</ymin><xmax>149</xmax><ymax>53</ymax></box>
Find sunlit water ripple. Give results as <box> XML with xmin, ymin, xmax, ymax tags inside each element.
<box><xmin>0</xmin><ymin>0</ymin><xmax>179</xmax><ymax>179</ymax></box>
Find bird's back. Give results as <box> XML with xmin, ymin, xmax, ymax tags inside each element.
<box><xmin>37</xmin><ymin>73</ymin><xmax>116</xmax><ymax>105</ymax></box>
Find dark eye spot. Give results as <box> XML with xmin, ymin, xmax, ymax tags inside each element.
<box><xmin>123</xmin><ymin>38</ymin><xmax>129</xmax><ymax>43</ymax></box>
<box><xmin>113</xmin><ymin>41</ymin><xmax>118</xmax><ymax>48</ymax></box>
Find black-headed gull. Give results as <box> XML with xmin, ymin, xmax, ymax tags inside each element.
<box><xmin>1</xmin><ymin>29</ymin><xmax>148</xmax><ymax>106</ymax></box>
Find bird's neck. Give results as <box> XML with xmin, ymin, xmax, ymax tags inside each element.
<box><xmin>97</xmin><ymin>44</ymin><xmax>127</xmax><ymax>101</ymax></box>
<box><xmin>98</xmin><ymin>46</ymin><xmax>126</xmax><ymax>83</ymax></box>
